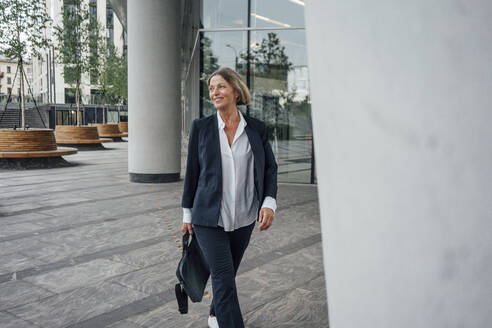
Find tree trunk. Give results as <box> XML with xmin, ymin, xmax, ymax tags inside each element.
<box><xmin>75</xmin><ymin>81</ymin><xmax>80</xmax><ymax>126</ymax></box>
<box><xmin>20</xmin><ymin>58</ymin><xmax>26</xmax><ymax>129</ymax></box>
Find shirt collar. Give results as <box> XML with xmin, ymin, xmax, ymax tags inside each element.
<box><xmin>216</xmin><ymin>110</ymin><xmax>247</xmax><ymax>130</ymax></box>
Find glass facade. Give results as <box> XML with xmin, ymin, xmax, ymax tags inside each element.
<box><xmin>196</xmin><ymin>0</ymin><xmax>314</xmax><ymax>183</ymax></box>
<box><xmin>106</xmin><ymin>1</ymin><xmax>114</xmax><ymax>48</ymax></box>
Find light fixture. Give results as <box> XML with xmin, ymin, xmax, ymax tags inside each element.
<box><xmin>250</xmin><ymin>13</ymin><xmax>291</xmax><ymax>28</ymax></box>
<box><xmin>288</xmin><ymin>0</ymin><xmax>305</xmax><ymax>6</ymax></box>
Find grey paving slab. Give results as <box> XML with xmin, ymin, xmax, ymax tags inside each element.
<box><xmin>24</xmin><ymin>258</ymin><xmax>138</xmax><ymax>293</ymax></box>
<box><xmin>34</xmin><ymin>214</ymin><xmax>163</xmax><ymax>247</ymax></box>
<box><xmin>14</xmin><ymin>242</ymin><xmax>82</xmax><ymax>265</ymax></box>
<box><xmin>0</xmin><ymin>237</ymin><xmax>52</xmax><ymax>257</ymax></box>
<box><xmin>0</xmin><ymin>234</ymin><xmax>178</xmax><ymax>284</ymax></box>
<box><xmin>31</xmin><ymin>221</ymin><xmax>171</xmax><ymax>258</ymax></box>
<box><xmin>106</xmin><ymin>320</ymin><xmax>142</xmax><ymax>328</ymax></box>
<box><xmin>0</xmin><ymin>142</ymin><xmax>328</xmax><ymax>327</ymax></box>
<box><xmin>0</xmin><ymin>189</ymin><xmax>167</xmax><ymax>217</ymax></box>
<box><xmin>0</xmin><ymin>280</ymin><xmax>54</xmax><ymax>311</ymax></box>
<box><xmin>109</xmin><ymin>240</ymin><xmax>180</xmax><ymax>268</ymax></box>
<box><xmin>0</xmin><ymin>222</ymin><xmax>44</xmax><ymax>238</ymax></box>
<box><xmin>8</xmin><ymin>281</ymin><xmax>147</xmax><ymax>328</ymax></box>
<box><xmin>238</xmin><ymin>244</ymin><xmax>327</xmax><ymax>325</ymax></box>
<box><xmin>125</xmin><ymin>298</ymin><xmax>212</xmax><ymax>328</ymax></box>
<box><xmin>110</xmin><ymin>262</ymin><xmax>179</xmax><ymax>296</ymax></box>
<box><xmin>0</xmin><ymin>311</ymin><xmax>40</xmax><ymax>328</ymax></box>
<box><xmin>244</xmin><ymin>275</ymin><xmax>329</xmax><ymax>328</ymax></box>
<box><xmin>0</xmin><ymin>252</ymin><xmax>45</xmax><ymax>275</ymax></box>
<box><xmin>0</xmin><ymin>212</ymin><xmax>54</xmax><ymax>227</ymax></box>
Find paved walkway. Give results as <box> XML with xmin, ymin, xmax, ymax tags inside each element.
<box><xmin>0</xmin><ymin>142</ymin><xmax>328</xmax><ymax>328</ymax></box>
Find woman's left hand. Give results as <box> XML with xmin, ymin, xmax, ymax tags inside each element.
<box><xmin>258</xmin><ymin>208</ymin><xmax>274</xmax><ymax>231</ymax></box>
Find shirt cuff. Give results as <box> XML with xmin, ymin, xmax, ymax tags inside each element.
<box><xmin>183</xmin><ymin>208</ymin><xmax>192</xmax><ymax>223</ymax></box>
<box><xmin>261</xmin><ymin>196</ymin><xmax>277</xmax><ymax>213</ymax></box>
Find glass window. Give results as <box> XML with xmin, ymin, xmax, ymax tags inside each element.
<box><xmin>198</xmin><ymin>0</ymin><xmax>314</xmax><ymax>183</ymax></box>
<box><xmin>7</xmin><ymin>66</ymin><xmax>11</xmax><ymax>73</ymax></box>
<box><xmin>89</xmin><ymin>0</ymin><xmax>97</xmax><ymax>24</ymax></box>
<box><xmin>65</xmin><ymin>88</ymin><xmax>76</xmax><ymax>104</ymax></box>
<box><xmin>106</xmin><ymin>1</ymin><xmax>114</xmax><ymax>46</ymax></box>
<box><xmin>7</xmin><ymin>77</ymin><xmax>11</xmax><ymax>84</ymax></box>
<box><xmin>200</xmin><ymin>31</ymin><xmax>248</xmax><ymax>117</ymax></box>
<box><xmin>249</xmin><ymin>30</ymin><xmax>312</xmax><ymax>183</ymax></box>
<box><xmin>251</xmin><ymin>0</ymin><xmax>305</xmax><ymax>28</ymax></box>
<box><xmin>202</xmin><ymin>0</ymin><xmax>248</xmax><ymax>28</ymax></box>
<box><xmin>200</xmin><ymin>30</ymin><xmax>313</xmax><ymax>183</ymax></box>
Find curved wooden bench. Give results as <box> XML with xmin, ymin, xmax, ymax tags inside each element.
<box><xmin>56</xmin><ymin>139</ymin><xmax>113</xmax><ymax>144</ymax></box>
<box><xmin>54</xmin><ymin>126</ymin><xmax>113</xmax><ymax>148</ymax></box>
<box><xmin>0</xmin><ymin>147</ymin><xmax>77</xmax><ymax>158</ymax></box>
<box><xmin>89</xmin><ymin>123</ymin><xmax>128</xmax><ymax>140</ymax></box>
<box><xmin>0</xmin><ymin>129</ymin><xmax>77</xmax><ymax>159</ymax></box>
<box><xmin>118</xmin><ymin>122</ymin><xmax>128</xmax><ymax>133</ymax></box>
<box><xmin>0</xmin><ymin>129</ymin><xmax>57</xmax><ymax>152</ymax></box>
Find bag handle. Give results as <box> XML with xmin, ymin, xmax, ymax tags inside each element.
<box><xmin>181</xmin><ymin>232</ymin><xmax>191</xmax><ymax>255</ymax></box>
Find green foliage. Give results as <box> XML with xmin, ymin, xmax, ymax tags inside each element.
<box><xmin>113</xmin><ymin>53</ymin><xmax>128</xmax><ymax>103</ymax></box>
<box><xmin>239</xmin><ymin>33</ymin><xmax>292</xmax><ymax>80</ymax></box>
<box><xmin>0</xmin><ymin>0</ymin><xmax>52</xmax><ymax>61</ymax></box>
<box><xmin>96</xmin><ymin>43</ymin><xmax>127</xmax><ymax>104</ymax></box>
<box><xmin>201</xmin><ymin>36</ymin><xmax>220</xmax><ymax>77</ymax></box>
<box><xmin>54</xmin><ymin>0</ymin><xmax>91</xmax><ymax>87</ymax></box>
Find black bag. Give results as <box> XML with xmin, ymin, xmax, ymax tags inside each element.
<box><xmin>175</xmin><ymin>231</ymin><xmax>210</xmax><ymax>313</ymax></box>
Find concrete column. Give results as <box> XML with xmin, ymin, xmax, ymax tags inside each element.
<box><xmin>305</xmin><ymin>1</ymin><xmax>492</xmax><ymax>327</ymax></box>
<box><xmin>128</xmin><ymin>0</ymin><xmax>181</xmax><ymax>182</ymax></box>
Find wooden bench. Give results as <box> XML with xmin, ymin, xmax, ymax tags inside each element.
<box><xmin>55</xmin><ymin>126</ymin><xmax>113</xmax><ymax>150</ymax></box>
<box><xmin>118</xmin><ymin>122</ymin><xmax>128</xmax><ymax>133</ymax></box>
<box><xmin>0</xmin><ymin>129</ymin><xmax>77</xmax><ymax>168</ymax></box>
<box><xmin>0</xmin><ymin>147</ymin><xmax>77</xmax><ymax>158</ymax></box>
<box><xmin>89</xmin><ymin>123</ymin><xmax>128</xmax><ymax>141</ymax></box>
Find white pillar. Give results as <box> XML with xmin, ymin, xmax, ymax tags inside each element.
<box><xmin>305</xmin><ymin>1</ymin><xmax>492</xmax><ymax>327</ymax></box>
<box><xmin>128</xmin><ymin>0</ymin><xmax>181</xmax><ymax>182</ymax></box>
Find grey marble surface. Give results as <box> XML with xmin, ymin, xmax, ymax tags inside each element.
<box><xmin>0</xmin><ymin>142</ymin><xmax>328</xmax><ymax>327</ymax></box>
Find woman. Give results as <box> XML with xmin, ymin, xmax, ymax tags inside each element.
<box><xmin>181</xmin><ymin>67</ymin><xmax>278</xmax><ymax>328</ymax></box>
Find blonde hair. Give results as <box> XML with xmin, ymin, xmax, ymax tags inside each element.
<box><xmin>207</xmin><ymin>67</ymin><xmax>251</xmax><ymax>106</ymax></box>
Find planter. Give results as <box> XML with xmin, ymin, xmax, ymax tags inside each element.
<box><xmin>55</xmin><ymin>126</ymin><xmax>112</xmax><ymax>150</ymax></box>
<box><xmin>118</xmin><ymin>122</ymin><xmax>128</xmax><ymax>133</ymax></box>
<box><xmin>89</xmin><ymin>123</ymin><xmax>128</xmax><ymax>142</ymax></box>
<box><xmin>0</xmin><ymin>128</ymin><xmax>77</xmax><ymax>169</ymax></box>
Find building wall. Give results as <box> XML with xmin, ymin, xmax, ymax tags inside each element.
<box><xmin>305</xmin><ymin>1</ymin><xmax>492</xmax><ymax>326</ymax></box>
<box><xmin>32</xmin><ymin>0</ymin><xmax>124</xmax><ymax>104</ymax></box>
<box><xmin>0</xmin><ymin>56</ymin><xmax>33</xmax><ymax>99</ymax></box>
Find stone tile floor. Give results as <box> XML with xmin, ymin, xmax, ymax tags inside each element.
<box><xmin>0</xmin><ymin>142</ymin><xmax>328</xmax><ymax>328</ymax></box>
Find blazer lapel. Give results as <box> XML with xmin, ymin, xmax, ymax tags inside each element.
<box><xmin>244</xmin><ymin>118</ymin><xmax>262</xmax><ymax>197</ymax></box>
<box><xmin>211</xmin><ymin>113</ymin><xmax>222</xmax><ymax>183</ymax></box>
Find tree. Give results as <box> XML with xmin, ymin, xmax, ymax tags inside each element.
<box><xmin>0</xmin><ymin>0</ymin><xmax>51</xmax><ymax>129</ymax></box>
<box><xmin>200</xmin><ymin>36</ymin><xmax>220</xmax><ymax>115</ymax></box>
<box><xmin>94</xmin><ymin>42</ymin><xmax>127</xmax><ymax>122</ymax></box>
<box><xmin>201</xmin><ymin>36</ymin><xmax>220</xmax><ymax>77</ymax></box>
<box><xmin>240</xmin><ymin>32</ymin><xmax>292</xmax><ymax>80</ymax></box>
<box><xmin>54</xmin><ymin>0</ymin><xmax>103</xmax><ymax>125</ymax></box>
<box><xmin>112</xmin><ymin>51</ymin><xmax>127</xmax><ymax>105</ymax></box>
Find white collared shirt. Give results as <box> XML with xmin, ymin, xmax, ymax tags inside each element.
<box><xmin>183</xmin><ymin>111</ymin><xmax>276</xmax><ymax>231</ymax></box>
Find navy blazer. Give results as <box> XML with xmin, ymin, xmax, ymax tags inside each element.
<box><xmin>181</xmin><ymin>112</ymin><xmax>278</xmax><ymax>227</ymax></box>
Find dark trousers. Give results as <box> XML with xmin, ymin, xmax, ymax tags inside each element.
<box><xmin>193</xmin><ymin>221</ymin><xmax>255</xmax><ymax>328</ymax></box>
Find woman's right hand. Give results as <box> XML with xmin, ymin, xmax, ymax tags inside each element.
<box><xmin>182</xmin><ymin>223</ymin><xmax>193</xmax><ymax>235</ymax></box>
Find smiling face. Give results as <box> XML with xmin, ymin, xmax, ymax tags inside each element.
<box><xmin>208</xmin><ymin>74</ymin><xmax>239</xmax><ymax>111</ymax></box>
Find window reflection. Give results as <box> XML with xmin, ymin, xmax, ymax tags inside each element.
<box><xmin>200</xmin><ymin>32</ymin><xmax>247</xmax><ymax>117</ymax></box>
<box><xmin>251</xmin><ymin>0</ymin><xmax>305</xmax><ymax>28</ymax></box>
<box><xmin>198</xmin><ymin>0</ymin><xmax>314</xmax><ymax>183</ymax></box>
<box><xmin>202</xmin><ymin>0</ymin><xmax>248</xmax><ymax>28</ymax></box>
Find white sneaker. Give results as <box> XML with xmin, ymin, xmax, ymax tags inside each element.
<box><xmin>208</xmin><ymin>315</ymin><xmax>219</xmax><ymax>328</ymax></box>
